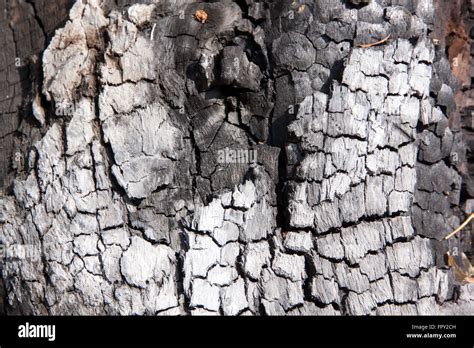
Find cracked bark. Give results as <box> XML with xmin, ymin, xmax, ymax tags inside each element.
<box><xmin>0</xmin><ymin>0</ymin><xmax>473</xmax><ymax>315</ymax></box>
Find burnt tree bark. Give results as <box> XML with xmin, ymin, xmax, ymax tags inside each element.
<box><xmin>0</xmin><ymin>0</ymin><xmax>473</xmax><ymax>315</ymax></box>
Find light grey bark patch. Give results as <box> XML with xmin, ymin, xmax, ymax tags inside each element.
<box><xmin>221</xmin><ymin>278</ymin><xmax>248</xmax><ymax>315</ymax></box>
<box><xmin>103</xmin><ymin>102</ymin><xmax>184</xmax><ymax>199</ymax></box>
<box><xmin>391</xmin><ymin>272</ymin><xmax>419</xmax><ymax>303</ymax></box>
<box><xmin>386</xmin><ymin>236</ymin><xmax>434</xmax><ymax>277</ymax></box>
<box><xmin>261</xmin><ymin>269</ymin><xmax>305</xmax><ymax>312</ymax></box>
<box><xmin>334</xmin><ymin>263</ymin><xmax>370</xmax><ymax>294</ymax></box>
<box><xmin>341</xmin><ymin>221</ymin><xmax>385</xmax><ymax>265</ymax></box>
<box><xmin>272</xmin><ymin>251</ymin><xmax>307</xmax><ymax>282</ymax></box>
<box><xmin>283</xmin><ymin>231</ymin><xmax>313</xmax><ymax>254</ymax></box>
<box><xmin>120</xmin><ymin>236</ymin><xmax>176</xmax><ymax>289</ymax></box>
<box><xmin>370</xmin><ymin>275</ymin><xmax>393</xmax><ymax>304</ymax></box>
<box><xmin>310</xmin><ymin>275</ymin><xmax>340</xmax><ymax>305</ymax></box>
<box><xmin>243</xmin><ymin>241</ymin><xmax>271</xmax><ymax>280</ymax></box>
<box><xmin>345</xmin><ymin>291</ymin><xmax>377</xmax><ymax>316</ymax></box>
<box><xmin>316</xmin><ymin>233</ymin><xmax>345</xmax><ymax>261</ymax></box>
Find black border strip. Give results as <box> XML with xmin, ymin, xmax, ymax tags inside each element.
<box><xmin>0</xmin><ymin>315</ymin><xmax>472</xmax><ymax>346</ymax></box>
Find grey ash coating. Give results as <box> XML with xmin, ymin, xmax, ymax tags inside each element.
<box><xmin>0</xmin><ymin>0</ymin><xmax>472</xmax><ymax>315</ymax></box>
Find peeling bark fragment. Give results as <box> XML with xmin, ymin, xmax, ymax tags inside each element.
<box><xmin>212</xmin><ymin>221</ymin><xmax>240</xmax><ymax>247</ymax></box>
<box><xmin>312</xmin><ymin>253</ymin><xmax>335</xmax><ymax>280</ymax></box>
<box><xmin>334</xmin><ymin>263</ymin><xmax>370</xmax><ymax>294</ymax></box>
<box><xmin>416</xmin><ymin>297</ymin><xmax>439</xmax><ymax>315</ymax></box>
<box><xmin>129</xmin><ymin>209</ymin><xmax>170</xmax><ymax>244</ymax></box>
<box><xmin>313</xmin><ymin>201</ymin><xmax>342</xmax><ymax>234</ymax></box>
<box><xmin>103</xmin><ymin>102</ymin><xmax>184</xmax><ymax>199</ymax></box>
<box><xmin>359</xmin><ymin>253</ymin><xmax>387</xmax><ymax>282</ymax></box>
<box><xmin>35</xmin><ymin>124</ymin><xmax>65</xmax><ymax>192</ymax></box>
<box><xmin>283</xmin><ymin>231</ymin><xmax>313</xmax><ymax>254</ymax></box>
<box><xmin>243</xmin><ymin>241</ymin><xmax>271</xmax><ymax>280</ymax></box>
<box><xmin>316</xmin><ymin>233</ymin><xmax>345</xmax><ymax>261</ymax></box>
<box><xmin>189</xmin><ymin>278</ymin><xmax>220</xmax><ymax>312</ymax></box>
<box><xmin>364</xmin><ymin>176</ymin><xmax>386</xmax><ymax>216</ymax></box>
<box><xmin>370</xmin><ymin>275</ymin><xmax>393</xmax><ymax>304</ymax></box>
<box><xmin>75</xmin><ymin>270</ymin><xmax>110</xmax><ymax>309</ymax></box>
<box><xmin>190</xmin><ymin>199</ymin><xmax>225</xmax><ymax>233</ymax></box>
<box><xmin>13</xmin><ymin>174</ymin><xmax>40</xmax><ymax>209</ymax></box>
<box><xmin>98</xmin><ymin>201</ymin><xmax>123</xmax><ymax>230</ymax></box>
<box><xmin>391</xmin><ymin>272</ymin><xmax>419</xmax><ymax>303</ymax></box>
<box><xmin>143</xmin><ymin>279</ymin><xmax>179</xmax><ymax>314</ymax></box>
<box><xmin>102</xmin><ymin>245</ymin><xmax>123</xmax><ymax>283</ymax></box>
<box><xmin>341</xmin><ymin>222</ymin><xmax>385</xmax><ymax>265</ymax></box>
<box><xmin>42</xmin><ymin>0</ymin><xmax>107</xmax><ymax>103</ymax></box>
<box><xmin>261</xmin><ymin>270</ymin><xmax>304</xmax><ymax>312</ymax></box>
<box><xmin>221</xmin><ymin>278</ymin><xmax>248</xmax><ymax>316</ymax></box>
<box><xmin>383</xmin><ymin>216</ymin><xmax>415</xmax><ymax>242</ymax></box>
<box><xmin>240</xmin><ymin>199</ymin><xmax>275</xmax><ymax>242</ymax></box>
<box><xmin>386</xmin><ymin>236</ymin><xmax>434</xmax><ymax>277</ymax></box>
<box><xmin>289</xmin><ymin>201</ymin><xmax>315</xmax><ymax>229</ymax></box>
<box><xmin>345</xmin><ymin>291</ymin><xmax>377</xmax><ymax>316</ymax></box>
<box><xmin>272</xmin><ymin>252</ymin><xmax>307</xmax><ymax>282</ymax></box>
<box><xmin>73</xmin><ymin>233</ymin><xmax>99</xmax><ymax>257</ymax></box>
<box><xmin>207</xmin><ymin>265</ymin><xmax>238</xmax><ymax>287</ymax></box>
<box><xmin>417</xmin><ymin>267</ymin><xmax>437</xmax><ymax>298</ymax></box>
<box><xmin>184</xmin><ymin>235</ymin><xmax>220</xmax><ymax>282</ymax></box>
<box><xmin>311</xmin><ymin>275</ymin><xmax>340</xmax><ymax>305</ymax></box>
<box><xmin>127</xmin><ymin>4</ymin><xmax>155</xmax><ymax>27</ymax></box>
<box><xmin>115</xmin><ymin>286</ymin><xmax>145</xmax><ymax>315</ymax></box>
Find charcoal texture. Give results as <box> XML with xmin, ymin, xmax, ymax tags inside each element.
<box><xmin>0</xmin><ymin>0</ymin><xmax>473</xmax><ymax>315</ymax></box>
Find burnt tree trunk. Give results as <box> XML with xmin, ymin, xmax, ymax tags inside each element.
<box><xmin>0</xmin><ymin>0</ymin><xmax>473</xmax><ymax>315</ymax></box>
